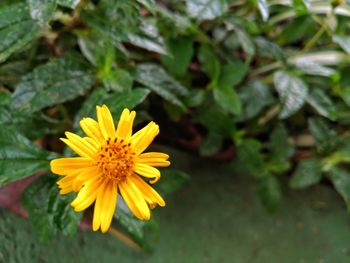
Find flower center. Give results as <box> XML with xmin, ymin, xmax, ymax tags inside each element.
<box><xmin>96</xmin><ymin>138</ymin><xmax>135</xmax><ymax>182</ymax></box>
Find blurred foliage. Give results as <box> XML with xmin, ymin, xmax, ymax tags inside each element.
<box><xmin>1</xmin><ymin>0</ymin><xmax>350</xmax><ymax>252</ymax></box>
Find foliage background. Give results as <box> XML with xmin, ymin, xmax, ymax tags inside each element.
<box><xmin>1</xmin><ymin>0</ymin><xmax>350</xmax><ymax>260</ymax></box>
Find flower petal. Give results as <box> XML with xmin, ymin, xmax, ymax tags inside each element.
<box><xmin>119</xmin><ymin>179</ymin><xmax>150</xmax><ymax>220</ymax></box>
<box><xmin>50</xmin><ymin>157</ymin><xmax>92</xmax><ymax>175</ymax></box>
<box><xmin>96</xmin><ymin>105</ymin><xmax>115</xmax><ymax>140</ymax></box>
<box><xmin>92</xmin><ymin>180</ymin><xmax>108</xmax><ymax>232</ymax></box>
<box><xmin>130</xmin><ymin>175</ymin><xmax>165</xmax><ymax>207</ymax></box>
<box><xmin>100</xmin><ymin>181</ymin><xmax>117</xmax><ymax>233</ymax></box>
<box><xmin>72</xmin><ymin>166</ymin><xmax>101</xmax><ymax>192</ymax></box>
<box><xmin>61</xmin><ymin>132</ymin><xmax>97</xmax><ymax>159</ymax></box>
<box><xmin>134</xmin><ymin>163</ymin><xmax>161</xmax><ymax>184</ymax></box>
<box><xmin>71</xmin><ymin>177</ymin><xmax>103</xmax><ymax>212</ymax></box>
<box><xmin>115</xmin><ymin>109</ymin><xmax>136</xmax><ymax>140</ymax></box>
<box><xmin>137</xmin><ymin>152</ymin><xmax>170</xmax><ymax>167</ymax></box>
<box><xmin>131</xmin><ymin>122</ymin><xmax>159</xmax><ymax>155</ymax></box>
<box><xmin>80</xmin><ymin>117</ymin><xmax>105</xmax><ymax>143</ymax></box>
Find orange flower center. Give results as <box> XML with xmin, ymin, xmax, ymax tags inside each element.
<box><xmin>96</xmin><ymin>138</ymin><xmax>135</xmax><ymax>182</ymax></box>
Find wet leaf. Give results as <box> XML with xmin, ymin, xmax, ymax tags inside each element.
<box><xmin>11</xmin><ymin>56</ymin><xmax>95</xmax><ymax>113</ymax></box>
<box><xmin>290</xmin><ymin>159</ymin><xmax>323</xmax><ymax>189</ymax></box>
<box><xmin>274</xmin><ymin>70</ymin><xmax>308</xmax><ymax>119</ymax></box>
<box><xmin>0</xmin><ymin>126</ymin><xmax>52</xmax><ymax>187</ymax></box>
<box><xmin>186</xmin><ymin>0</ymin><xmax>228</xmax><ymax>21</ymax></box>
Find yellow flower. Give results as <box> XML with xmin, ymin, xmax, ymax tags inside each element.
<box><xmin>50</xmin><ymin>105</ymin><xmax>170</xmax><ymax>233</ymax></box>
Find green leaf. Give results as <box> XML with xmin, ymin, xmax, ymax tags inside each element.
<box><xmin>57</xmin><ymin>0</ymin><xmax>80</xmax><ymax>8</ymax></box>
<box><xmin>213</xmin><ymin>84</ymin><xmax>241</xmax><ymax>115</ymax></box>
<box><xmin>199</xmin><ymin>107</ymin><xmax>235</xmax><ymax>136</ymax></box>
<box><xmin>155</xmin><ymin>169</ymin><xmax>190</xmax><ymax>195</ymax></box>
<box><xmin>102</xmin><ymin>69</ymin><xmax>133</xmax><ymax>92</ymax></box>
<box><xmin>161</xmin><ymin>36</ymin><xmax>194</xmax><ymax>77</ymax></box>
<box><xmin>290</xmin><ymin>159</ymin><xmax>323</xmax><ymax>189</ymax></box>
<box><xmin>198</xmin><ymin>45</ymin><xmax>220</xmax><ymax>82</ymax></box>
<box><xmin>329</xmin><ymin>168</ymin><xmax>350</xmax><ymax>209</ymax></box>
<box><xmin>0</xmin><ymin>3</ymin><xmax>39</xmax><ymax>63</ymax></box>
<box><xmin>308</xmin><ymin>117</ymin><xmax>338</xmax><ymax>154</ymax></box>
<box><xmin>257</xmin><ymin>0</ymin><xmax>269</xmax><ymax>21</ymax></box>
<box><xmin>256</xmin><ymin>174</ymin><xmax>282</xmax><ymax>211</ymax></box>
<box><xmin>238</xmin><ymin>80</ymin><xmax>274</xmax><ymax>121</ymax></box>
<box><xmin>274</xmin><ymin>70</ymin><xmax>308</xmax><ymax>119</ymax></box>
<box><xmin>0</xmin><ymin>126</ymin><xmax>52</xmax><ymax>187</ymax></box>
<box><xmin>277</xmin><ymin>15</ymin><xmax>314</xmax><ymax>45</ymax></box>
<box><xmin>115</xmin><ymin>200</ymin><xmax>157</xmax><ymax>251</ymax></box>
<box><xmin>27</xmin><ymin>0</ymin><xmax>57</xmax><ymax>24</ymax></box>
<box><xmin>11</xmin><ymin>56</ymin><xmax>95</xmax><ymax>113</ymax></box>
<box><xmin>199</xmin><ymin>132</ymin><xmax>223</xmax><ymax>156</ymax></box>
<box><xmin>255</xmin><ymin>37</ymin><xmax>286</xmax><ymax>62</ymax></box>
<box><xmin>269</xmin><ymin>123</ymin><xmax>294</xmax><ymax>161</ymax></box>
<box><xmin>186</xmin><ymin>0</ymin><xmax>228</xmax><ymax>21</ymax></box>
<box><xmin>74</xmin><ymin>88</ymin><xmax>150</xmax><ymax>128</ymax></box>
<box><xmin>219</xmin><ymin>60</ymin><xmax>248</xmax><ymax>87</ymax></box>
<box><xmin>134</xmin><ymin>63</ymin><xmax>188</xmax><ymax>108</ymax></box>
<box><xmin>22</xmin><ymin>176</ymin><xmax>82</xmax><ymax>241</ymax></box>
<box><xmin>235</xmin><ymin>139</ymin><xmax>264</xmax><ymax>176</ymax></box>
<box><xmin>306</xmin><ymin>88</ymin><xmax>336</xmax><ymax>120</ymax></box>
<box><xmin>333</xmin><ymin>35</ymin><xmax>350</xmax><ymax>54</ymax></box>
<box><xmin>308</xmin><ymin>117</ymin><xmax>336</xmax><ymax>144</ymax></box>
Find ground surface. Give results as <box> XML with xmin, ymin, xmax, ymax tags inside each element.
<box><xmin>1</xmin><ymin>149</ymin><xmax>350</xmax><ymax>263</ymax></box>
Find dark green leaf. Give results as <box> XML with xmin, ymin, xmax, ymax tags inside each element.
<box><xmin>199</xmin><ymin>132</ymin><xmax>223</xmax><ymax>156</ymax></box>
<box><xmin>274</xmin><ymin>70</ymin><xmax>308</xmax><ymax>119</ymax></box>
<box><xmin>0</xmin><ymin>126</ymin><xmax>52</xmax><ymax>187</ymax></box>
<box><xmin>219</xmin><ymin>60</ymin><xmax>248</xmax><ymax>87</ymax></box>
<box><xmin>290</xmin><ymin>159</ymin><xmax>323</xmax><ymax>189</ymax></box>
<box><xmin>28</xmin><ymin>0</ymin><xmax>57</xmax><ymax>23</ymax></box>
<box><xmin>102</xmin><ymin>69</ymin><xmax>133</xmax><ymax>92</ymax></box>
<box><xmin>306</xmin><ymin>88</ymin><xmax>336</xmax><ymax>120</ymax></box>
<box><xmin>134</xmin><ymin>63</ymin><xmax>188</xmax><ymax>108</ymax></box>
<box><xmin>235</xmin><ymin>139</ymin><xmax>264</xmax><ymax>176</ymax></box>
<box><xmin>277</xmin><ymin>15</ymin><xmax>314</xmax><ymax>45</ymax></box>
<box><xmin>186</xmin><ymin>0</ymin><xmax>228</xmax><ymax>21</ymax></box>
<box><xmin>198</xmin><ymin>45</ymin><xmax>220</xmax><ymax>82</ymax></box>
<box><xmin>256</xmin><ymin>174</ymin><xmax>282</xmax><ymax>211</ymax></box>
<box><xmin>329</xmin><ymin>168</ymin><xmax>350</xmax><ymax>209</ymax></box>
<box><xmin>11</xmin><ymin>57</ymin><xmax>95</xmax><ymax>113</ymax></box>
<box><xmin>255</xmin><ymin>37</ymin><xmax>286</xmax><ymax>62</ymax></box>
<box><xmin>238</xmin><ymin>80</ymin><xmax>274</xmax><ymax>121</ymax></box>
<box><xmin>22</xmin><ymin>176</ymin><xmax>82</xmax><ymax>241</ymax></box>
<box><xmin>199</xmin><ymin>107</ymin><xmax>235</xmax><ymax>136</ymax></box>
<box><xmin>213</xmin><ymin>84</ymin><xmax>241</xmax><ymax>115</ymax></box>
<box><xmin>0</xmin><ymin>3</ymin><xmax>39</xmax><ymax>63</ymax></box>
<box><xmin>269</xmin><ymin>123</ymin><xmax>294</xmax><ymax>161</ymax></box>
<box><xmin>308</xmin><ymin>117</ymin><xmax>336</xmax><ymax>144</ymax></box>
<box><xmin>161</xmin><ymin>36</ymin><xmax>194</xmax><ymax>77</ymax></box>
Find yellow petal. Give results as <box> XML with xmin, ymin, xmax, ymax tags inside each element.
<box><xmin>84</xmin><ymin>137</ymin><xmax>100</xmax><ymax>150</ymax></box>
<box><xmin>119</xmin><ymin>179</ymin><xmax>150</xmax><ymax>220</ymax></box>
<box><xmin>61</xmin><ymin>132</ymin><xmax>97</xmax><ymax>159</ymax></box>
<box><xmin>80</xmin><ymin>117</ymin><xmax>105</xmax><ymax>143</ymax></box>
<box><xmin>57</xmin><ymin>173</ymin><xmax>77</xmax><ymax>189</ymax></box>
<box><xmin>137</xmin><ymin>152</ymin><xmax>170</xmax><ymax>167</ymax></box>
<box><xmin>50</xmin><ymin>157</ymin><xmax>92</xmax><ymax>175</ymax></box>
<box><xmin>131</xmin><ymin>122</ymin><xmax>159</xmax><ymax>154</ymax></box>
<box><xmin>96</xmin><ymin>105</ymin><xmax>115</xmax><ymax>140</ymax></box>
<box><xmin>72</xmin><ymin>166</ymin><xmax>101</xmax><ymax>192</ymax></box>
<box><xmin>92</xmin><ymin>180</ymin><xmax>108</xmax><ymax>232</ymax></box>
<box><xmin>130</xmin><ymin>175</ymin><xmax>165</xmax><ymax>207</ymax></box>
<box><xmin>71</xmin><ymin>177</ymin><xmax>103</xmax><ymax>211</ymax></box>
<box><xmin>115</xmin><ymin>109</ymin><xmax>136</xmax><ymax>140</ymax></box>
<box><xmin>134</xmin><ymin>163</ymin><xmax>161</xmax><ymax>184</ymax></box>
<box><xmin>100</xmin><ymin>181</ymin><xmax>117</xmax><ymax>233</ymax></box>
